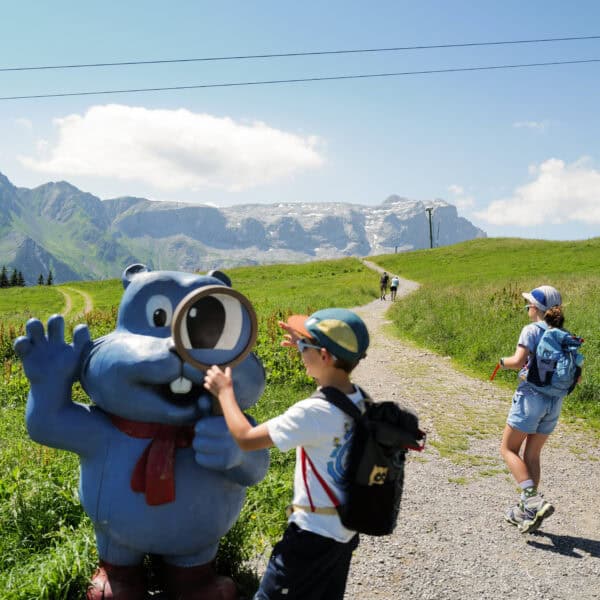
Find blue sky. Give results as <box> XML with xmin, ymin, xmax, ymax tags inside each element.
<box><xmin>1</xmin><ymin>1</ymin><xmax>599</xmax><ymax>241</ymax></box>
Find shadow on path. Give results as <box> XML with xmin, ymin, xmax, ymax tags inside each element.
<box><xmin>528</xmin><ymin>530</ymin><xmax>600</xmax><ymax>558</ymax></box>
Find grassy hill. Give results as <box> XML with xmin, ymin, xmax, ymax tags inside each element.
<box><xmin>0</xmin><ymin>240</ymin><xmax>598</xmax><ymax>598</ymax></box>
<box><xmin>370</xmin><ymin>237</ymin><xmax>600</xmax><ymax>426</ymax></box>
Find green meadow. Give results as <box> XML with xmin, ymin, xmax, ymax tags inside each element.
<box><xmin>371</xmin><ymin>237</ymin><xmax>600</xmax><ymax>427</ymax></box>
<box><xmin>0</xmin><ymin>241</ymin><xmax>598</xmax><ymax>598</ymax></box>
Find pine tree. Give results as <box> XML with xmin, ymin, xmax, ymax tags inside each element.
<box><xmin>37</xmin><ymin>273</ymin><xmax>44</xmax><ymax>285</ymax></box>
<box><xmin>46</xmin><ymin>270</ymin><xmax>54</xmax><ymax>286</ymax></box>
<box><xmin>17</xmin><ymin>271</ymin><xmax>25</xmax><ymax>286</ymax></box>
<box><xmin>0</xmin><ymin>266</ymin><xmax>8</xmax><ymax>288</ymax></box>
<box><xmin>10</xmin><ymin>268</ymin><xmax>18</xmax><ymax>287</ymax></box>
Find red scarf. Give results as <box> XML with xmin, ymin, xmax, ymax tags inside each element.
<box><xmin>111</xmin><ymin>415</ymin><xmax>195</xmax><ymax>506</ymax></box>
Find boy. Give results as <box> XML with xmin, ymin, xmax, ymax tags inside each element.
<box><xmin>204</xmin><ymin>308</ymin><xmax>370</xmax><ymax>600</ymax></box>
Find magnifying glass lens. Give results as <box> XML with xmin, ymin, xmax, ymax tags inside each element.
<box><xmin>172</xmin><ymin>286</ymin><xmax>258</xmax><ymax>370</ymax></box>
<box><xmin>185</xmin><ymin>296</ymin><xmax>226</xmax><ymax>348</ymax></box>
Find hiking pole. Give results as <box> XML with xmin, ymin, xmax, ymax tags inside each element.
<box><xmin>490</xmin><ymin>363</ymin><xmax>501</xmax><ymax>381</ymax></box>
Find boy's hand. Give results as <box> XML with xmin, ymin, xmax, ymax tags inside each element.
<box><xmin>278</xmin><ymin>320</ymin><xmax>301</xmax><ymax>348</ymax></box>
<box><xmin>204</xmin><ymin>365</ymin><xmax>233</xmax><ymax>396</ymax></box>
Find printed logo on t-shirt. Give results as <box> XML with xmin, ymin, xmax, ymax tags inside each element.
<box><xmin>327</xmin><ymin>426</ymin><xmax>353</xmax><ymax>485</ymax></box>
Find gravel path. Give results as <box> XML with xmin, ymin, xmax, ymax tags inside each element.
<box><xmin>343</xmin><ymin>266</ymin><xmax>600</xmax><ymax>600</ymax></box>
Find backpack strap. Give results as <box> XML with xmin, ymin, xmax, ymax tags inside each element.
<box><xmin>299</xmin><ymin>386</ymin><xmax>365</xmax><ymax>515</ymax></box>
<box><xmin>312</xmin><ymin>386</ymin><xmax>364</xmax><ymax>422</ymax></box>
<box><xmin>532</xmin><ymin>321</ymin><xmax>548</xmax><ymax>342</ymax></box>
<box><xmin>299</xmin><ymin>447</ymin><xmax>341</xmax><ymax>511</ymax></box>
<box><xmin>530</xmin><ymin>321</ymin><xmax>549</xmax><ymax>356</ymax></box>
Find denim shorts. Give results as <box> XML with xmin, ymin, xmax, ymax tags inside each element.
<box><xmin>507</xmin><ymin>387</ymin><xmax>564</xmax><ymax>434</ymax></box>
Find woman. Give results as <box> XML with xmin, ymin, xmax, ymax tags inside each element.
<box><xmin>499</xmin><ymin>285</ymin><xmax>567</xmax><ymax>533</ymax></box>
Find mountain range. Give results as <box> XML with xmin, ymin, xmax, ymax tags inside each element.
<box><xmin>0</xmin><ymin>172</ymin><xmax>486</xmax><ymax>284</ymax></box>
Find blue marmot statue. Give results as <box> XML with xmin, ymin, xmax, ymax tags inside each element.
<box><xmin>14</xmin><ymin>264</ymin><xmax>269</xmax><ymax>600</ymax></box>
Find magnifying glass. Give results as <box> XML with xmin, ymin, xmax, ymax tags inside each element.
<box><xmin>172</xmin><ymin>285</ymin><xmax>258</xmax><ymax>371</ymax></box>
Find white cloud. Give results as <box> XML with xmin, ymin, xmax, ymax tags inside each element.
<box><xmin>475</xmin><ymin>157</ymin><xmax>600</xmax><ymax>226</ymax></box>
<box><xmin>447</xmin><ymin>184</ymin><xmax>474</xmax><ymax>210</ymax></box>
<box><xmin>19</xmin><ymin>104</ymin><xmax>324</xmax><ymax>192</ymax></box>
<box><xmin>512</xmin><ymin>120</ymin><xmax>548</xmax><ymax>132</ymax></box>
<box><xmin>36</xmin><ymin>139</ymin><xmax>49</xmax><ymax>154</ymax></box>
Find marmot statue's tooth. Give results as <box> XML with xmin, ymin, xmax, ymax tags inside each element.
<box><xmin>169</xmin><ymin>377</ymin><xmax>192</xmax><ymax>394</ymax></box>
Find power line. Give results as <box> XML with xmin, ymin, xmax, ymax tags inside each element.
<box><xmin>1</xmin><ymin>35</ymin><xmax>599</xmax><ymax>73</ymax></box>
<box><xmin>0</xmin><ymin>57</ymin><xmax>598</xmax><ymax>101</ymax></box>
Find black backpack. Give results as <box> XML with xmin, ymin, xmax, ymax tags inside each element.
<box><xmin>303</xmin><ymin>386</ymin><xmax>425</xmax><ymax>536</ymax></box>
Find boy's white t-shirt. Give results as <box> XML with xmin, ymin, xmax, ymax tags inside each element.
<box><xmin>265</xmin><ymin>386</ymin><xmax>365</xmax><ymax>543</ymax></box>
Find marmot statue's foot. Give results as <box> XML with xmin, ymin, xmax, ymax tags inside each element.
<box><xmin>86</xmin><ymin>560</ymin><xmax>145</xmax><ymax>600</ymax></box>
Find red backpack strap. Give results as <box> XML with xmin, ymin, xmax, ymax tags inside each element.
<box><xmin>300</xmin><ymin>447</ymin><xmax>340</xmax><ymax>510</ymax></box>
<box><xmin>300</xmin><ymin>447</ymin><xmax>315</xmax><ymax>512</ymax></box>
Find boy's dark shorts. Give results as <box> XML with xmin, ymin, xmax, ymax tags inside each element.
<box><xmin>254</xmin><ymin>523</ymin><xmax>359</xmax><ymax>600</ymax></box>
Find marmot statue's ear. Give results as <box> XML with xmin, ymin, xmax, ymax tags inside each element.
<box><xmin>122</xmin><ymin>264</ymin><xmax>150</xmax><ymax>289</ymax></box>
<box><xmin>207</xmin><ymin>270</ymin><xmax>232</xmax><ymax>287</ymax></box>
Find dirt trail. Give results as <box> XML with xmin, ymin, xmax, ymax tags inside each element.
<box><xmin>342</xmin><ymin>265</ymin><xmax>600</xmax><ymax>599</ymax></box>
<box><xmin>59</xmin><ymin>286</ymin><xmax>94</xmax><ymax>317</ymax></box>
<box><xmin>56</xmin><ymin>288</ymin><xmax>73</xmax><ymax>316</ymax></box>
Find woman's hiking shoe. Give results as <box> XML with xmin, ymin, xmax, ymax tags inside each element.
<box><xmin>517</xmin><ymin>497</ymin><xmax>555</xmax><ymax>534</ymax></box>
<box><xmin>504</xmin><ymin>503</ymin><xmax>527</xmax><ymax>526</ymax></box>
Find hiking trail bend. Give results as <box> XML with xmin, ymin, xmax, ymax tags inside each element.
<box><xmin>58</xmin><ymin>286</ymin><xmax>94</xmax><ymax>318</ymax></box>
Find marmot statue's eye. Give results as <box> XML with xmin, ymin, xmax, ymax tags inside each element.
<box><xmin>146</xmin><ymin>295</ymin><xmax>173</xmax><ymax>328</ymax></box>
<box><xmin>153</xmin><ymin>309</ymin><xmax>168</xmax><ymax>327</ymax></box>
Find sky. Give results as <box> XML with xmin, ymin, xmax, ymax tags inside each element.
<box><xmin>1</xmin><ymin>1</ymin><xmax>600</xmax><ymax>241</ymax></box>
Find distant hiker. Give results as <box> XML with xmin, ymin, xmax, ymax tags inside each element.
<box><xmin>498</xmin><ymin>285</ymin><xmax>578</xmax><ymax>534</ymax></box>
<box><xmin>204</xmin><ymin>308</ymin><xmax>369</xmax><ymax>600</ymax></box>
<box><xmin>379</xmin><ymin>272</ymin><xmax>389</xmax><ymax>300</ymax></box>
<box><xmin>390</xmin><ymin>275</ymin><xmax>400</xmax><ymax>301</ymax></box>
